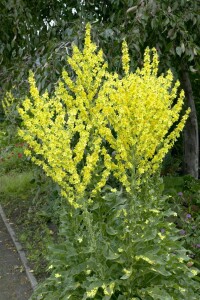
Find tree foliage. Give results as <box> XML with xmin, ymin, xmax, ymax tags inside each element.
<box><xmin>1</xmin><ymin>0</ymin><xmax>199</xmax><ymax>93</ymax></box>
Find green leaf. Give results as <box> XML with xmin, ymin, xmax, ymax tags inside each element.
<box><xmin>106</xmin><ymin>225</ymin><xmax>118</xmax><ymax>235</ymax></box>
<box><xmin>105</xmin><ymin>248</ymin><xmax>120</xmax><ymax>260</ymax></box>
<box><xmin>120</xmin><ymin>267</ymin><xmax>132</xmax><ymax>279</ymax></box>
<box><xmin>18</xmin><ymin>48</ymin><xmax>23</xmax><ymax>57</ymax></box>
<box><xmin>146</xmin><ymin>286</ymin><xmax>173</xmax><ymax>300</ymax></box>
<box><xmin>181</xmin><ymin>42</ymin><xmax>185</xmax><ymax>53</ymax></box>
<box><xmin>176</xmin><ymin>46</ymin><xmax>182</xmax><ymax>56</ymax></box>
<box><xmin>150</xmin><ymin>265</ymin><xmax>171</xmax><ymax>276</ymax></box>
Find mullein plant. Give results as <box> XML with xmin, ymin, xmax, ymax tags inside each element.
<box><xmin>18</xmin><ymin>24</ymin><xmax>199</xmax><ymax>299</ymax></box>
<box><xmin>2</xmin><ymin>91</ymin><xmax>15</xmax><ymax>117</ymax></box>
<box><xmin>2</xmin><ymin>91</ymin><xmax>19</xmax><ymax>122</ymax></box>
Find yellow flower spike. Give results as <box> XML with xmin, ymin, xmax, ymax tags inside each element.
<box><xmin>151</xmin><ymin>48</ymin><xmax>159</xmax><ymax>76</ymax></box>
<box><xmin>142</xmin><ymin>47</ymin><xmax>151</xmax><ymax>76</ymax></box>
<box><xmin>83</xmin><ymin>23</ymin><xmax>97</xmax><ymax>56</ymax></box>
<box><xmin>18</xmin><ymin>24</ymin><xmax>189</xmax><ymax>206</ymax></box>
<box><xmin>122</xmin><ymin>40</ymin><xmax>130</xmax><ymax>75</ymax></box>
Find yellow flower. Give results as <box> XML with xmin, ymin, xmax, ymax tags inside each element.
<box><xmin>18</xmin><ymin>23</ymin><xmax>189</xmax><ymax>206</ymax></box>
<box><xmin>86</xmin><ymin>287</ymin><xmax>98</xmax><ymax>297</ymax></box>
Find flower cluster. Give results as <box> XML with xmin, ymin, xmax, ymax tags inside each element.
<box><xmin>2</xmin><ymin>91</ymin><xmax>15</xmax><ymax>117</ymax></box>
<box><xmin>18</xmin><ymin>24</ymin><xmax>190</xmax><ymax>207</ymax></box>
<box><xmin>102</xmin><ymin>45</ymin><xmax>190</xmax><ymax>189</ymax></box>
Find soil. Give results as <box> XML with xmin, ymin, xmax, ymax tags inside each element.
<box><xmin>0</xmin><ymin>214</ymin><xmax>33</xmax><ymax>300</ymax></box>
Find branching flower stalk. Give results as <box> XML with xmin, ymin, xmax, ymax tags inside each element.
<box><xmin>18</xmin><ymin>24</ymin><xmax>189</xmax><ymax>209</ymax></box>
<box><xmin>17</xmin><ymin>24</ymin><xmax>200</xmax><ymax>300</ymax></box>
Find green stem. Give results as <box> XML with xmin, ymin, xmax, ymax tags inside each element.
<box><xmin>82</xmin><ymin>203</ymin><xmax>96</xmax><ymax>252</ymax></box>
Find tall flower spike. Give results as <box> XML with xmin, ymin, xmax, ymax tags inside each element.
<box><xmin>151</xmin><ymin>48</ymin><xmax>159</xmax><ymax>76</ymax></box>
<box><xmin>122</xmin><ymin>40</ymin><xmax>130</xmax><ymax>75</ymax></box>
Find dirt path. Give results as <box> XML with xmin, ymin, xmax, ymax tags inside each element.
<box><xmin>0</xmin><ymin>214</ymin><xmax>33</xmax><ymax>300</ymax></box>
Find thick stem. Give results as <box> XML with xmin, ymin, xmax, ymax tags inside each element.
<box><xmin>83</xmin><ymin>205</ymin><xmax>96</xmax><ymax>251</ymax></box>
<box><xmin>82</xmin><ymin>204</ymin><xmax>105</xmax><ymax>279</ymax></box>
<box><xmin>180</xmin><ymin>66</ymin><xmax>199</xmax><ymax>179</ymax></box>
